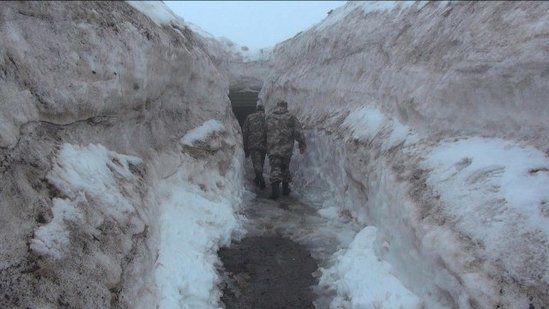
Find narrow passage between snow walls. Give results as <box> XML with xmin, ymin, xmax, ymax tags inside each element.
<box><xmin>1</xmin><ymin>1</ymin><xmax>548</xmax><ymax>309</ymax></box>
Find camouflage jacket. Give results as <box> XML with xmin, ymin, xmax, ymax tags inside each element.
<box><xmin>266</xmin><ymin>107</ymin><xmax>306</xmax><ymax>158</ymax></box>
<box><xmin>242</xmin><ymin>111</ymin><xmax>267</xmax><ymax>152</ymax></box>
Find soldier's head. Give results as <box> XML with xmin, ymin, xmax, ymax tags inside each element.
<box><xmin>276</xmin><ymin>100</ymin><xmax>288</xmax><ymax>110</ymax></box>
<box><xmin>256</xmin><ymin>104</ymin><xmax>264</xmax><ymax>112</ymax></box>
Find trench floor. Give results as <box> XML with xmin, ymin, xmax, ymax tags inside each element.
<box><xmin>219</xmin><ymin>188</ymin><xmax>320</xmax><ymax>309</ymax></box>
<box><xmin>219</xmin><ymin>235</ymin><xmax>317</xmax><ymax>309</ymax></box>
<box><xmin>218</xmin><ymin>185</ymin><xmax>361</xmax><ymax>308</ymax></box>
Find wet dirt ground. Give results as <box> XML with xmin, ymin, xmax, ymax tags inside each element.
<box><xmin>218</xmin><ymin>186</ymin><xmax>361</xmax><ymax>308</ymax></box>
<box><xmin>219</xmin><ymin>235</ymin><xmax>317</xmax><ymax>309</ymax></box>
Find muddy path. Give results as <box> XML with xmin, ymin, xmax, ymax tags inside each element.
<box><xmin>218</xmin><ymin>189</ymin><xmax>362</xmax><ymax>308</ymax></box>
<box><xmin>219</xmin><ymin>235</ymin><xmax>317</xmax><ymax>309</ymax></box>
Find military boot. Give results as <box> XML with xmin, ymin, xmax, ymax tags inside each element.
<box><xmin>282</xmin><ymin>182</ymin><xmax>291</xmax><ymax>196</ymax></box>
<box><xmin>270</xmin><ymin>182</ymin><xmax>280</xmax><ymax>200</ymax></box>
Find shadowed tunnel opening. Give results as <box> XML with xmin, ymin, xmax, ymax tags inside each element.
<box><xmin>229</xmin><ymin>89</ymin><xmax>260</xmax><ymax>128</ymax></box>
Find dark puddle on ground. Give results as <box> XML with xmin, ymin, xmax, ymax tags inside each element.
<box><xmin>219</xmin><ymin>236</ymin><xmax>318</xmax><ymax>309</ymax></box>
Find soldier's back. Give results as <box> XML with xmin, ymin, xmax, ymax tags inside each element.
<box><xmin>245</xmin><ymin>111</ymin><xmax>266</xmax><ymax>150</ymax></box>
<box><xmin>247</xmin><ymin>112</ymin><xmax>265</xmax><ymax>131</ymax></box>
<box><xmin>267</xmin><ymin>110</ymin><xmax>295</xmax><ymax>157</ymax></box>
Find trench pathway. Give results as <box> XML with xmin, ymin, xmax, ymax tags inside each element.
<box><xmin>219</xmin><ymin>186</ymin><xmax>362</xmax><ymax>308</ymax></box>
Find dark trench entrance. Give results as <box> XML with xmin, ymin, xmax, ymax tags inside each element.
<box><xmin>229</xmin><ymin>89</ymin><xmax>259</xmax><ymax>128</ymax></box>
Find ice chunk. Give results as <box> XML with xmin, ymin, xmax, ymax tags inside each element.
<box><xmin>181</xmin><ymin>119</ymin><xmax>225</xmax><ymax>146</ymax></box>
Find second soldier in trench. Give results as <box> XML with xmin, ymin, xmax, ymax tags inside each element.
<box><xmin>242</xmin><ymin>103</ymin><xmax>267</xmax><ymax>188</ymax></box>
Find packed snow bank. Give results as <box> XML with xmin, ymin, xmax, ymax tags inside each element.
<box><xmin>199</xmin><ymin>34</ymin><xmax>273</xmax><ymax>91</ymax></box>
<box><xmin>424</xmin><ymin>138</ymin><xmax>549</xmax><ymax>236</ymax></box>
<box><xmin>316</xmin><ymin>1</ymin><xmax>414</xmax><ymax>31</ymax></box>
<box><xmin>423</xmin><ymin>138</ymin><xmax>549</xmax><ymax>284</ymax></box>
<box><xmin>127</xmin><ymin>1</ymin><xmax>180</xmax><ymax>26</ymax></box>
<box><xmin>154</xmin><ymin>120</ymin><xmax>244</xmax><ymax>308</ymax></box>
<box><xmin>155</xmin><ymin>188</ymin><xmax>241</xmax><ymax>308</ymax></box>
<box><xmin>15</xmin><ymin>142</ymin><xmax>155</xmax><ymax>307</ymax></box>
<box><xmin>341</xmin><ymin>106</ymin><xmax>416</xmax><ymax>147</ymax></box>
<box><xmin>128</xmin><ymin>1</ymin><xmax>270</xmax><ymax>62</ymax></box>
<box><xmin>0</xmin><ymin>2</ymin><xmax>243</xmax><ymax>308</ymax></box>
<box><xmin>128</xmin><ymin>0</ymin><xmax>270</xmax><ymax>91</ymax></box>
<box><xmin>320</xmin><ymin>226</ymin><xmax>422</xmax><ymax>308</ymax></box>
<box><xmin>31</xmin><ymin>144</ymin><xmax>144</xmax><ymax>260</ymax></box>
<box><xmin>262</xmin><ymin>1</ymin><xmax>549</xmax><ymax>307</ymax></box>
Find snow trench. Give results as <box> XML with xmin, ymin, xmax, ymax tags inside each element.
<box><xmin>2</xmin><ymin>1</ymin><xmax>548</xmax><ymax>308</ymax></box>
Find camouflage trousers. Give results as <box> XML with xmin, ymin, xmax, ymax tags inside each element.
<box><xmin>250</xmin><ymin>150</ymin><xmax>266</xmax><ymax>175</ymax></box>
<box><xmin>268</xmin><ymin>155</ymin><xmax>291</xmax><ymax>184</ymax></box>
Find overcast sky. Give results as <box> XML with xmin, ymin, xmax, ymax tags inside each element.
<box><xmin>165</xmin><ymin>1</ymin><xmax>344</xmax><ymax>50</ymax></box>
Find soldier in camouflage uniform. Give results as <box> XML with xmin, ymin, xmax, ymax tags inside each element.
<box><xmin>266</xmin><ymin>100</ymin><xmax>306</xmax><ymax>199</ymax></box>
<box><xmin>242</xmin><ymin>104</ymin><xmax>267</xmax><ymax>188</ymax></box>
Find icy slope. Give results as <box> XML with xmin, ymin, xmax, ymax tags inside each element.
<box><xmin>0</xmin><ymin>2</ymin><xmax>243</xmax><ymax>308</ymax></box>
<box><xmin>261</xmin><ymin>1</ymin><xmax>549</xmax><ymax>308</ymax></box>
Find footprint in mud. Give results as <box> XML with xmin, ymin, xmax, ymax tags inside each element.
<box><xmin>219</xmin><ymin>236</ymin><xmax>318</xmax><ymax>309</ymax></box>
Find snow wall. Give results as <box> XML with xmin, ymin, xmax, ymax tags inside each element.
<box><xmin>0</xmin><ymin>2</ymin><xmax>244</xmax><ymax>308</ymax></box>
<box><xmin>260</xmin><ymin>1</ymin><xmax>548</xmax><ymax>308</ymax></box>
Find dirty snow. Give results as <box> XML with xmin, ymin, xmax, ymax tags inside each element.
<box><xmin>320</xmin><ymin>226</ymin><xmax>422</xmax><ymax>309</ymax></box>
<box><xmin>341</xmin><ymin>106</ymin><xmax>416</xmax><ymax>147</ymax></box>
<box><xmin>154</xmin><ymin>185</ymin><xmax>241</xmax><ymax>308</ymax></box>
<box><xmin>424</xmin><ymin>137</ymin><xmax>549</xmax><ymax>235</ymax></box>
<box><xmin>30</xmin><ymin>198</ymin><xmax>84</xmax><ymax>259</ymax></box>
<box><xmin>315</xmin><ymin>1</ymin><xmax>415</xmax><ymax>31</ymax></box>
<box><xmin>47</xmin><ymin>143</ymin><xmax>142</xmax><ymax>225</ymax></box>
<box><xmin>423</xmin><ymin>137</ymin><xmax>549</xmax><ymax>283</ymax></box>
<box><xmin>181</xmin><ymin>119</ymin><xmax>225</xmax><ymax>146</ymax></box>
<box><xmin>127</xmin><ymin>1</ymin><xmax>181</xmax><ymax>26</ymax></box>
<box><xmin>31</xmin><ymin>143</ymin><xmax>144</xmax><ymax>259</ymax></box>
<box><xmin>154</xmin><ymin>119</ymin><xmax>245</xmax><ymax>308</ymax></box>
<box><xmin>341</xmin><ymin>106</ymin><xmax>386</xmax><ymax>141</ymax></box>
